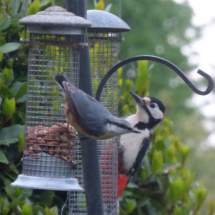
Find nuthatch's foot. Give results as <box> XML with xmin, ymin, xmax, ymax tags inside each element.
<box><xmin>71</xmin><ymin>161</ymin><xmax>77</xmax><ymax>170</ymax></box>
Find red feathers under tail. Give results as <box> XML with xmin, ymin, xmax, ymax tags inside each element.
<box><xmin>118</xmin><ymin>174</ymin><xmax>128</xmax><ymax>198</ymax></box>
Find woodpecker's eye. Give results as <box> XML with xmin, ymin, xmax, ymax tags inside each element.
<box><xmin>150</xmin><ymin>103</ymin><xmax>156</xmax><ymax>108</ymax></box>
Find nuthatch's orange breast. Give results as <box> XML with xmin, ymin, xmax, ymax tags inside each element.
<box><xmin>65</xmin><ymin>101</ymin><xmax>90</xmax><ymax>137</ymax></box>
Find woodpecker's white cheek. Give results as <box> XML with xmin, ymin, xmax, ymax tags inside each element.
<box><xmin>149</xmin><ymin>108</ymin><xmax>164</xmax><ymax>119</ymax></box>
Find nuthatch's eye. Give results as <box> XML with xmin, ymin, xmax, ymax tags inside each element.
<box><xmin>150</xmin><ymin>103</ymin><xmax>156</xmax><ymax>108</ymax></box>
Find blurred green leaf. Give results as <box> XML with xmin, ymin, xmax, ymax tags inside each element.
<box><xmin>0</xmin><ymin>52</ymin><xmax>3</xmax><ymax>62</ymax></box>
<box><xmin>180</xmin><ymin>145</ymin><xmax>190</xmax><ymax>162</ymax></box>
<box><xmin>142</xmin><ymin>155</ymin><xmax>151</xmax><ymax>174</ymax></box>
<box><xmin>0</xmin><ymin>10</ymin><xmax>11</xmax><ymax>30</ymax></box>
<box><xmin>151</xmin><ymin>150</ymin><xmax>163</xmax><ymax>173</ymax></box>
<box><xmin>3</xmin><ymin>68</ymin><xmax>14</xmax><ymax>86</ymax></box>
<box><xmin>21</xmin><ymin>204</ymin><xmax>32</xmax><ymax>215</ymax></box>
<box><xmin>124</xmin><ymin>199</ymin><xmax>136</xmax><ymax>213</ymax></box>
<box><xmin>0</xmin><ymin>149</ymin><xmax>9</xmax><ymax>164</ymax></box>
<box><xmin>0</xmin><ymin>124</ymin><xmax>25</xmax><ymax>145</ymax></box>
<box><xmin>32</xmin><ymin>205</ymin><xmax>46</xmax><ymax>215</ymax></box>
<box><xmin>28</xmin><ymin>0</ymin><xmax>40</xmax><ymax>15</ymax></box>
<box><xmin>10</xmin><ymin>0</ymin><xmax>22</xmax><ymax>16</ymax></box>
<box><xmin>45</xmin><ymin>207</ymin><xmax>53</xmax><ymax>215</ymax></box>
<box><xmin>208</xmin><ymin>200</ymin><xmax>215</xmax><ymax>214</ymax></box>
<box><xmin>4</xmin><ymin>186</ymin><xmax>28</xmax><ymax>200</ymax></box>
<box><xmin>95</xmin><ymin>0</ymin><xmax>104</xmax><ymax>10</ymax></box>
<box><xmin>168</xmin><ymin>178</ymin><xmax>184</xmax><ymax>204</ymax></box>
<box><xmin>54</xmin><ymin>0</ymin><xmax>64</xmax><ymax>6</ymax></box>
<box><xmin>136</xmin><ymin>60</ymin><xmax>149</xmax><ymax>94</ymax></box>
<box><xmin>40</xmin><ymin>0</ymin><xmax>54</xmax><ymax>10</ymax></box>
<box><xmin>2</xmin><ymin>97</ymin><xmax>15</xmax><ymax>117</ymax></box>
<box><xmin>104</xmin><ymin>4</ymin><xmax>112</xmax><ymax>12</ymax></box>
<box><xmin>39</xmin><ymin>191</ymin><xmax>55</xmax><ymax>207</ymax></box>
<box><xmin>6</xmin><ymin>0</ymin><xmax>11</xmax><ymax>6</ymax></box>
<box><xmin>50</xmin><ymin>206</ymin><xmax>58</xmax><ymax>215</ymax></box>
<box><xmin>0</xmin><ymin>43</ymin><xmax>21</xmax><ymax>53</ymax></box>
<box><xmin>173</xmin><ymin>207</ymin><xmax>183</xmax><ymax>215</ymax></box>
<box><xmin>0</xmin><ymin>85</ymin><xmax>13</xmax><ymax>98</ymax></box>
<box><xmin>0</xmin><ymin>198</ymin><xmax>10</xmax><ymax>215</ymax></box>
<box><xmin>15</xmin><ymin>82</ymin><xmax>27</xmax><ymax>100</ymax></box>
<box><xmin>18</xmin><ymin>133</ymin><xmax>25</xmax><ymax>153</ymax></box>
<box><xmin>195</xmin><ymin>187</ymin><xmax>207</xmax><ymax>206</ymax></box>
<box><xmin>164</xmin><ymin>138</ymin><xmax>172</xmax><ymax>149</ymax></box>
<box><xmin>3</xmin><ymin>68</ymin><xmax>11</xmax><ymax>81</ymax></box>
<box><xmin>127</xmin><ymin>182</ymin><xmax>138</xmax><ymax>188</ymax></box>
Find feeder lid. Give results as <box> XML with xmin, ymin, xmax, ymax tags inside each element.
<box><xmin>87</xmin><ymin>10</ymin><xmax>131</xmax><ymax>32</ymax></box>
<box><xmin>19</xmin><ymin>6</ymin><xmax>91</xmax><ymax>35</ymax></box>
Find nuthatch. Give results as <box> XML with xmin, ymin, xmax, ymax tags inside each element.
<box><xmin>118</xmin><ymin>91</ymin><xmax>165</xmax><ymax>198</ymax></box>
<box><xmin>54</xmin><ymin>73</ymin><xmax>140</xmax><ymax>140</ymax></box>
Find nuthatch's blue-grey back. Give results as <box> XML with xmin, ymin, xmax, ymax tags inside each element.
<box><xmin>54</xmin><ymin>73</ymin><xmax>140</xmax><ymax>140</ymax></box>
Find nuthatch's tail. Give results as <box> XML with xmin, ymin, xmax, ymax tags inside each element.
<box><xmin>53</xmin><ymin>73</ymin><xmax>70</xmax><ymax>91</ymax></box>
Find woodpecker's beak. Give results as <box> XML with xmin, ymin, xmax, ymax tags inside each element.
<box><xmin>129</xmin><ymin>91</ymin><xmax>145</xmax><ymax>106</ymax></box>
<box><xmin>131</xmin><ymin>128</ymin><xmax>141</xmax><ymax>133</ymax></box>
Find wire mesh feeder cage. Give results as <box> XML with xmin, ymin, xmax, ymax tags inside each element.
<box><xmin>11</xmin><ymin>6</ymin><xmax>91</xmax><ymax>191</ymax></box>
<box><xmin>69</xmin><ymin>10</ymin><xmax>130</xmax><ymax>214</ymax></box>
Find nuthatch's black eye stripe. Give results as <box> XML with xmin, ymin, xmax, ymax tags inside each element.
<box><xmin>108</xmin><ymin>121</ymin><xmax>129</xmax><ymax>129</ymax></box>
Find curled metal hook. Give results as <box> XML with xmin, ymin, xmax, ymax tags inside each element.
<box><xmin>95</xmin><ymin>55</ymin><xmax>213</xmax><ymax>101</ymax></box>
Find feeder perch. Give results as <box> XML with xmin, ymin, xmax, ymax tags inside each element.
<box><xmin>69</xmin><ymin>10</ymin><xmax>130</xmax><ymax>215</ymax></box>
<box><xmin>11</xmin><ymin>6</ymin><xmax>91</xmax><ymax>191</ymax></box>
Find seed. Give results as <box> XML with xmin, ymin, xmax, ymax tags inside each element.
<box><xmin>47</xmin><ymin>141</ymin><xmax>58</xmax><ymax>146</ymax></box>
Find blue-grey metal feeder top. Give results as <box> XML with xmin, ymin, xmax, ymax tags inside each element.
<box><xmin>19</xmin><ymin>6</ymin><xmax>92</xmax><ymax>35</ymax></box>
<box><xmin>87</xmin><ymin>10</ymin><xmax>131</xmax><ymax>32</ymax></box>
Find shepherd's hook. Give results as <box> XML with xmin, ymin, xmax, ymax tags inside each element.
<box><xmin>95</xmin><ymin>55</ymin><xmax>213</xmax><ymax>101</ymax></box>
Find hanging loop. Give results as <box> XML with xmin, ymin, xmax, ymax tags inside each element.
<box><xmin>95</xmin><ymin>55</ymin><xmax>214</xmax><ymax>101</ymax></box>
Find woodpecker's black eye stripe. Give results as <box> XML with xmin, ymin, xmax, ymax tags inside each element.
<box><xmin>148</xmin><ymin>97</ymin><xmax>165</xmax><ymax>113</ymax></box>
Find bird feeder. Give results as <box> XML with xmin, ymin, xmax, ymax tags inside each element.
<box><xmin>11</xmin><ymin>6</ymin><xmax>91</xmax><ymax>191</ymax></box>
<box><xmin>69</xmin><ymin>10</ymin><xmax>130</xmax><ymax>215</ymax></box>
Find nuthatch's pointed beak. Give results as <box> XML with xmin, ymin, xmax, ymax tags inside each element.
<box><xmin>131</xmin><ymin>128</ymin><xmax>141</xmax><ymax>133</ymax></box>
<box><xmin>129</xmin><ymin>91</ymin><xmax>145</xmax><ymax>106</ymax></box>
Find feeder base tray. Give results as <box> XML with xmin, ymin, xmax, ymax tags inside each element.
<box><xmin>11</xmin><ymin>174</ymin><xmax>83</xmax><ymax>191</ymax></box>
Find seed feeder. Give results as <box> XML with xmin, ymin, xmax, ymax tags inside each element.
<box><xmin>69</xmin><ymin>10</ymin><xmax>130</xmax><ymax>215</ymax></box>
<box><xmin>11</xmin><ymin>6</ymin><xmax>91</xmax><ymax>191</ymax></box>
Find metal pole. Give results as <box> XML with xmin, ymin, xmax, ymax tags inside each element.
<box><xmin>65</xmin><ymin>1</ymin><xmax>104</xmax><ymax>215</ymax></box>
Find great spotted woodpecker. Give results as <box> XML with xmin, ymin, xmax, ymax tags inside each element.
<box><xmin>118</xmin><ymin>91</ymin><xmax>165</xmax><ymax>198</ymax></box>
<box><xmin>53</xmin><ymin>73</ymin><xmax>140</xmax><ymax>140</ymax></box>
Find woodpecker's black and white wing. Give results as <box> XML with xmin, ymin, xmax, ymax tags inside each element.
<box><xmin>127</xmin><ymin>135</ymin><xmax>151</xmax><ymax>184</ymax></box>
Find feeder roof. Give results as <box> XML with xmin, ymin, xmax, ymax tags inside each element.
<box><xmin>87</xmin><ymin>10</ymin><xmax>131</xmax><ymax>32</ymax></box>
<box><xmin>19</xmin><ymin>6</ymin><xmax>91</xmax><ymax>35</ymax></box>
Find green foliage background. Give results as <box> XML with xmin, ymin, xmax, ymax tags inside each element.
<box><xmin>0</xmin><ymin>0</ymin><xmax>214</xmax><ymax>214</ymax></box>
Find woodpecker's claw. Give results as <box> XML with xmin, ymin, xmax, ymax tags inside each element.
<box><xmin>129</xmin><ymin>91</ymin><xmax>145</xmax><ymax>106</ymax></box>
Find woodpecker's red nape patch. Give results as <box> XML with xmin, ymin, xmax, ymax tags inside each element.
<box><xmin>118</xmin><ymin>175</ymin><xmax>128</xmax><ymax>198</ymax></box>
<box><xmin>163</xmin><ymin>111</ymin><xmax>166</xmax><ymax>117</ymax></box>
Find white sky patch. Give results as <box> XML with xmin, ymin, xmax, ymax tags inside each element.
<box><xmin>174</xmin><ymin>0</ymin><xmax>215</xmax><ymax>147</ymax></box>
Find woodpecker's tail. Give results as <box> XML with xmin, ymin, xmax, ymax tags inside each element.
<box><xmin>53</xmin><ymin>73</ymin><xmax>70</xmax><ymax>90</ymax></box>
